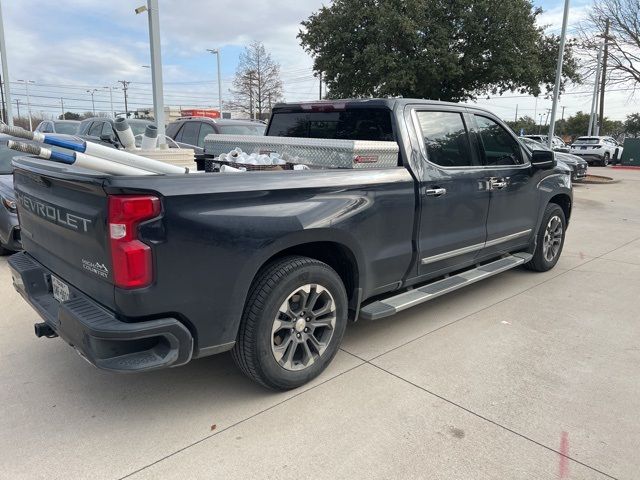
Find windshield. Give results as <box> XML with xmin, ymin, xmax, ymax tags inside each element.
<box><xmin>267</xmin><ymin>109</ymin><xmax>395</xmax><ymax>141</ymax></box>
<box><xmin>575</xmin><ymin>137</ymin><xmax>600</xmax><ymax>144</ymax></box>
<box><xmin>218</xmin><ymin>124</ymin><xmax>266</xmax><ymax>136</ymax></box>
<box><xmin>54</xmin><ymin>122</ymin><xmax>79</xmax><ymax>135</ymax></box>
<box><xmin>520</xmin><ymin>137</ymin><xmax>551</xmax><ymax>152</ymax></box>
<box><xmin>0</xmin><ymin>142</ymin><xmax>16</xmax><ymax>174</ymax></box>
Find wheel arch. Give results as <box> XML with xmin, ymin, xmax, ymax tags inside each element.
<box><xmin>549</xmin><ymin>193</ymin><xmax>572</xmax><ymax>224</ymax></box>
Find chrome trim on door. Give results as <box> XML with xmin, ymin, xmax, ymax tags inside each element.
<box><xmin>421</xmin><ymin>242</ymin><xmax>485</xmax><ymax>265</ymax></box>
<box><xmin>421</xmin><ymin>229</ymin><xmax>532</xmax><ymax>265</ymax></box>
<box><xmin>484</xmin><ymin>229</ymin><xmax>532</xmax><ymax>248</ymax></box>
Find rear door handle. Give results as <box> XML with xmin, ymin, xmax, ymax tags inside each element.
<box><xmin>489</xmin><ymin>178</ymin><xmax>507</xmax><ymax>190</ymax></box>
<box><xmin>425</xmin><ymin>187</ymin><xmax>447</xmax><ymax>197</ymax></box>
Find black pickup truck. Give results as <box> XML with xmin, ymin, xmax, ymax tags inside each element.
<box><xmin>8</xmin><ymin>99</ymin><xmax>572</xmax><ymax>390</ymax></box>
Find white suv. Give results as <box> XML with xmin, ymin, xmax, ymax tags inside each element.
<box><xmin>569</xmin><ymin>136</ymin><xmax>623</xmax><ymax>166</ymax></box>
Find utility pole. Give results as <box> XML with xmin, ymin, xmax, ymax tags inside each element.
<box><xmin>0</xmin><ymin>0</ymin><xmax>13</xmax><ymax>126</ymax></box>
<box><xmin>18</xmin><ymin>79</ymin><xmax>34</xmax><ymax>130</ymax></box>
<box><xmin>544</xmin><ymin>108</ymin><xmax>551</xmax><ymax>131</ymax></box>
<box><xmin>104</xmin><ymin>86</ymin><xmax>115</xmax><ymax>118</ymax></box>
<box><xmin>319</xmin><ymin>72</ymin><xmax>322</xmax><ymax>100</ymax></box>
<box><xmin>14</xmin><ymin>98</ymin><xmax>19</xmax><ymax>117</ymax></box>
<box><xmin>0</xmin><ymin>72</ymin><xmax>5</xmax><ymax>123</ymax></box>
<box><xmin>547</xmin><ymin>0</ymin><xmax>570</xmax><ymax>149</ymax></box>
<box><xmin>597</xmin><ymin>18</ymin><xmax>610</xmax><ymax>136</ymax></box>
<box><xmin>118</xmin><ymin>80</ymin><xmax>130</xmax><ymax>118</ymax></box>
<box><xmin>588</xmin><ymin>41</ymin><xmax>604</xmax><ymax>136</ymax></box>
<box><xmin>514</xmin><ymin>104</ymin><xmax>518</xmax><ymax>122</ymax></box>
<box><xmin>60</xmin><ymin>98</ymin><xmax>64</xmax><ymax>119</ymax></box>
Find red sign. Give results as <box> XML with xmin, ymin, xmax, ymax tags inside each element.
<box><xmin>180</xmin><ymin>109</ymin><xmax>220</xmax><ymax>119</ymax></box>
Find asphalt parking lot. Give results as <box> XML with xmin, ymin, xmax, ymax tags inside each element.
<box><xmin>1</xmin><ymin>168</ymin><xmax>639</xmax><ymax>480</ymax></box>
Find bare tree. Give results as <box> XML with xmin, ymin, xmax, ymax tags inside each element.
<box><xmin>577</xmin><ymin>0</ymin><xmax>640</xmax><ymax>87</ymax></box>
<box><xmin>228</xmin><ymin>42</ymin><xmax>284</xmax><ymax>119</ymax></box>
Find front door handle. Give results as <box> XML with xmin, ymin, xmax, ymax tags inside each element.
<box><xmin>489</xmin><ymin>178</ymin><xmax>507</xmax><ymax>190</ymax></box>
<box><xmin>425</xmin><ymin>187</ymin><xmax>447</xmax><ymax>197</ymax></box>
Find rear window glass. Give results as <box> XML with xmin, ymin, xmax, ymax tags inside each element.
<box><xmin>218</xmin><ymin>124</ymin><xmax>265</xmax><ymax>136</ymax></box>
<box><xmin>575</xmin><ymin>137</ymin><xmax>600</xmax><ymax>144</ymax></box>
<box><xmin>268</xmin><ymin>109</ymin><xmax>394</xmax><ymax>141</ymax></box>
<box><xmin>54</xmin><ymin>122</ymin><xmax>79</xmax><ymax>135</ymax></box>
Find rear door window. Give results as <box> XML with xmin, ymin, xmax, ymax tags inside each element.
<box><xmin>415</xmin><ymin>111</ymin><xmax>476</xmax><ymax>167</ymax></box>
<box><xmin>88</xmin><ymin>122</ymin><xmax>103</xmax><ymax>137</ymax></box>
<box><xmin>101</xmin><ymin>122</ymin><xmax>114</xmax><ymax>136</ymax></box>
<box><xmin>197</xmin><ymin>123</ymin><xmax>215</xmax><ymax>147</ymax></box>
<box><xmin>474</xmin><ymin>115</ymin><xmax>524</xmax><ymax>166</ymax></box>
<box><xmin>180</xmin><ymin>121</ymin><xmax>200</xmax><ymax>146</ymax></box>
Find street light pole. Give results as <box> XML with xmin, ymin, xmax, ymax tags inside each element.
<box><xmin>206</xmin><ymin>49</ymin><xmax>223</xmax><ymax>117</ymax></box>
<box><xmin>86</xmin><ymin>89</ymin><xmax>97</xmax><ymax>115</ymax></box>
<box><xmin>547</xmin><ymin>0</ymin><xmax>570</xmax><ymax>149</ymax></box>
<box><xmin>18</xmin><ymin>79</ymin><xmax>34</xmax><ymax>130</ymax></box>
<box><xmin>104</xmin><ymin>86</ymin><xmax>115</xmax><ymax>118</ymax></box>
<box><xmin>0</xmin><ymin>0</ymin><xmax>13</xmax><ymax>126</ymax></box>
<box><xmin>137</xmin><ymin>0</ymin><xmax>166</xmax><ymax>145</ymax></box>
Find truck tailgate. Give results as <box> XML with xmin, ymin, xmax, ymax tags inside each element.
<box><xmin>13</xmin><ymin>162</ymin><xmax>115</xmax><ymax>307</ymax></box>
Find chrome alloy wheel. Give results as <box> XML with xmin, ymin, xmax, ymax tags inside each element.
<box><xmin>543</xmin><ymin>215</ymin><xmax>563</xmax><ymax>262</ymax></box>
<box><xmin>271</xmin><ymin>284</ymin><xmax>337</xmax><ymax>371</ymax></box>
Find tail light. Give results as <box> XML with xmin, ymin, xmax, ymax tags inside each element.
<box><xmin>108</xmin><ymin>195</ymin><xmax>161</xmax><ymax>289</ymax></box>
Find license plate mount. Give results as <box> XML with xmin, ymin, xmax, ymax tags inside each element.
<box><xmin>51</xmin><ymin>275</ymin><xmax>70</xmax><ymax>303</ymax></box>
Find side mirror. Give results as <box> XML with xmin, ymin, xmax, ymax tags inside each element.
<box><xmin>531</xmin><ymin>149</ymin><xmax>556</xmax><ymax>170</ymax></box>
<box><xmin>100</xmin><ymin>133</ymin><xmax>116</xmax><ymax>144</ymax></box>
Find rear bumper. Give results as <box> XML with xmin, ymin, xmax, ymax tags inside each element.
<box><xmin>8</xmin><ymin>252</ymin><xmax>193</xmax><ymax>373</ymax></box>
<box><xmin>570</xmin><ymin>153</ymin><xmax>603</xmax><ymax>163</ymax></box>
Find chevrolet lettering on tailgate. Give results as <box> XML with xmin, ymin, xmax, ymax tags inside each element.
<box><xmin>16</xmin><ymin>192</ymin><xmax>92</xmax><ymax>232</ymax></box>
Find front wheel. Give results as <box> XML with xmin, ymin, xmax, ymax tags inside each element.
<box><xmin>525</xmin><ymin>203</ymin><xmax>566</xmax><ymax>272</ymax></box>
<box><xmin>232</xmin><ymin>256</ymin><xmax>348</xmax><ymax>390</ymax></box>
<box><xmin>602</xmin><ymin>152</ymin><xmax>610</xmax><ymax>166</ymax></box>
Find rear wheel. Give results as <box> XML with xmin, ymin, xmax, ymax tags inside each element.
<box><xmin>232</xmin><ymin>256</ymin><xmax>348</xmax><ymax>390</ymax></box>
<box><xmin>525</xmin><ymin>203</ymin><xmax>566</xmax><ymax>272</ymax></box>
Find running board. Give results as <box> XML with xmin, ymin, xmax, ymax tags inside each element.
<box><xmin>359</xmin><ymin>253</ymin><xmax>533</xmax><ymax>321</ymax></box>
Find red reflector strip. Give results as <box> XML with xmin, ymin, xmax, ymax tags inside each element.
<box><xmin>354</xmin><ymin>155</ymin><xmax>379</xmax><ymax>164</ymax></box>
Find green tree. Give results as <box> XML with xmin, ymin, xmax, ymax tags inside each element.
<box><xmin>299</xmin><ymin>0</ymin><xmax>580</xmax><ymax>101</ymax></box>
<box><xmin>58</xmin><ymin>112</ymin><xmax>81</xmax><ymax>120</ymax></box>
<box><xmin>563</xmin><ymin>111</ymin><xmax>591</xmax><ymax>138</ymax></box>
<box><xmin>504</xmin><ymin>116</ymin><xmax>537</xmax><ymax>135</ymax></box>
<box><xmin>625</xmin><ymin>113</ymin><xmax>640</xmax><ymax>137</ymax></box>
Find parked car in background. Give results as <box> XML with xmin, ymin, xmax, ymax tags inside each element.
<box><xmin>77</xmin><ymin>117</ymin><xmax>153</xmax><ymax>148</ymax></box>
<box><xmin>34</xmin><ymin>120</ymin><xmax>80</xmax><ymax>135</ymax></box>
<box><xmin>166</xmin><ymin>117</ymin><xmax>266</xmax><ymax>153</ymax></box>
<box><xmin>0</xmin><ymin>135</ymin><xmax>21</xmax><ymax>254</ymax></box>
<box><xmin>522</xmin><ymin>135</ymin><xmax>570</xmax><ymax>153</ymax></box>
<box><xmin>520</xmin><ymin>136</ymin><xmax>587</xmax><ymax>181</ymax></box>
<box><xmin>569</xmin><ymin>136</ymin><xmax>623</xmax><ymax>166</ymax></box>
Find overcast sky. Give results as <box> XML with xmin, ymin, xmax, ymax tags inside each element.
<box><xmin>0</xmin><ymin>0</ymin><xmax>634</xmax><ymax>122</ymax></box>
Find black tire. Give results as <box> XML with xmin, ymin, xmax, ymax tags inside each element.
<box><xmin>232</xmin><ymin>256</ymin><xmax>348</xmax><ymax>390</ymax></box>
<box><xmin>602</xmin><ymin>152</ymin><xmax>610</xmax><ymax>166</ymax></box>
<box><xmin>525</xmin><ymin>203</ymin><xmax>566</xmax><ymax>272</ymax></box>
<box><xmin>0</xmin><ymin>243</ymin><xmax>12</xmax><ymax>256</ymax></box>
